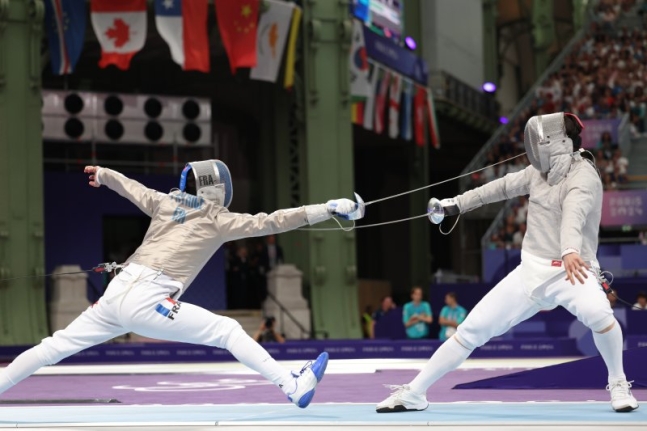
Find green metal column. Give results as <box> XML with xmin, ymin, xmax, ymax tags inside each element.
<box><xmin>0</xmin><ymin>0</ymin><xmax>48</xmax><ymax>345</ymax></box>
<box><xmin>403</xmin><ymin>0</ymin><xmax>430</xmax><ymax>288</ymax></box>
<box><xmin>572</xmin><ymin>0</ymin><xmax>587</xmax><ymax>31</ymax></box>
<box><xmin>482</xmin><ymin>0</ymin><xmax>498</xmax><ymax>85</ymax></box>
<box><xmin>291</xmin><ymin>0</ymin><xmax>359</xmax><ymax>339</ymax></box>
<box><xmin>532</xmin><ymin>0</ymin><xmax>555</xmax><ymax>77</ymax></box>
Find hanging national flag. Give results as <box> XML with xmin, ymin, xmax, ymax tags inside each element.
<box><xmin>283</xmin><ymin>5</ymin><xmax>302</xmax><ymax>89</ymax></box>
<box><xmin>215</xmin><ymin>0</ymin><xmax>260</xmax><ymax>74</ymax></box>
<box><xmin>44</xmin><ymin>0</ymin><xmax>87</xmax><ymax>75</ymax></box>
<box><xmin>349</xmin><ymin>19</ymin><xmax>371</xmax><ymax>100</ymax></box>
<box><xmin>351</xmin><ymin>101</ymin><xmax>365</xmax><ymax>125</ymax></box>
<box><xmin>388</xmin><ymin>73</ymin><xmax>402</xmax><ymax>139</ymax></box>
<box><xmin>250</xmin><ymin>0</ymin><xmax>294</xmax><ymax>82</ymax></box>
<box><xmin>426</xmin><ymin>88</ymin><xmax>440</xmax><ymax>149</ymax></box>
<box><xmin>91</xmin><ymin>0</ymin><xmax>147</xmax><ymax>70</ymax></box>
<box><xmin>400</xmin><ymin>79</ymin><xmax>413</xmax><ymax>141</ymax></box>
<box><xmin>362</xmin><ymin>62</ymin><xmax>380</xmax><ymax>131</ymax></box>
<box><xmin>414</xmin><ymin>85</ymin><xmax>426</xmax><ymax>147</ymax></box>
<box><xmin>374</xmin><ymin>68</ymin><xmax>391</xmax><ymax>134</ymax></box>
<box><xmin>155</xmin><ymin>0</ymin><xmax>210</xmax><ymax>73</ymax></box>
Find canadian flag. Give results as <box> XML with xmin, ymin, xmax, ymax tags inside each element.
<box><xmin>91</xmin><ymin>0</ymin><xmax>147</xmax><ymax>70</ymax></box>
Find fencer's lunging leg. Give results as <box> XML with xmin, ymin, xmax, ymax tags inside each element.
<box><xmin>127</xmin><ymin>300</ymin><xmax>296</xmax><ymax>394</ymax></box>
<box><xmin>226</xmin><ymin>326</ymin><xmax>296</xmax><ymax>394</ymax></box>
<box><xmin>0</xmin><ymin>349</ymin><xmax>44</xmax><ymax>394</ymax></box>
<box><xmin>0</xmin><ymin>305</ymin><xmax>125</xmax><ymax>395</ymax></box>
<box><xmin>408</xmin><ymin>336</ymin><xmax>472</xmax><ymax>394</ymax></box>
<box><xmin>376</xmin><ymin>267</ymin><xmax>541</xmax><ymax>412</ymax></box>
<box><xmin>593</xmin><ymin>321</ymin><xmax>626</xmax><ymax>382</ymax></box>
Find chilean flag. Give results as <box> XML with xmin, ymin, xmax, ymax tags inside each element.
<box><xmin>155</xmin><ymin>0</ymin><xmax>210</xmax><ymax>72</ymax></box>
<box><xmin>91</xmin><ymin>0</ymin><xmax>147</xmax><ymax>70</ymax></box>
<box><xmin>44</xmin><ymin>0</ymin><xmax>87</xmax><ymax>75</ymax></box>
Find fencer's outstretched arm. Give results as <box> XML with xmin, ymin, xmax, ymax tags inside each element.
<box><xmin>452</xmin><ymin>167</ymin><xmax>533</xmax><ymax>214</ymax></box>
<box><xmin>217</xmin><ymin>199</ymin><xmax>357</xmax><ymax>241</ymax></box>
<box><xmin>85</xmin><ymin>166</ymin><xmax>165</xmax><ymax>217</ymax></box>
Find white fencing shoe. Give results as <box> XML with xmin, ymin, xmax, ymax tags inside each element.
<box><xmin>287</xmin><ymin>352</ymin><xmax>329</xmax><ymax>408</ymax></box>
<box><xmin>376</xmin><ymin>384</ymin><xmax>429</xmax><ymax>413</ymax></box>
<box><xmin>608</xmin><ymin>380</ymin><xmax>639</xmax><ymax>412</ymax></box>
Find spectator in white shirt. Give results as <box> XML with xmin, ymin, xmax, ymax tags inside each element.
<box><xmin>633</xmin><ymin>292</ymin><xmax>647</xmax><ymax>310</ymax></box>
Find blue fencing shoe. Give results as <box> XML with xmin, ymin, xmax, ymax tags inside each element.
<box><xmin>287</xmin><ymin>352</ymin><xmax>329</xmax><ymax>408</ymax></box>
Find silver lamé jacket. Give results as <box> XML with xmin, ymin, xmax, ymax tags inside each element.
<box><xmin>455</xmin><ymin>154</ymin><xmax>602</xmax><ymax>263</ymax></box>
<box><xmin>96</xmin><ymin>168</ymin><xmax>331</xmax><ymax>294</ymax></box>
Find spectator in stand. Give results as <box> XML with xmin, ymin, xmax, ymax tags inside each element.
<box><xmin>254</xmin><ymin>317</ymin><xmax>286</xmax><ymax>343</ymax></box>
<box><xmin>633</xmin><ymin>292</ymin><xmax>647</xmax><ymax>310</ymax></box>
<box><xmin>362</xmin><ymin>306</ymin><xmax>374</xmax><ymax>338</ymax></box>
<box><xmin>513</xmin><ymin>223</ymin><xmax>526</xmax><ymax>249</ymax></box>
<box><xmin>596</xmin><ymin>149</ymin><xmax>608</xmax><ymax>173</ymax></box>
<box><xmin>612</xmin><ymin>148</ymin><xmax>629</xmax><ymax>184</ymax></box>
<box><xmin>639</xmin><ymin>230</ymin><xmax>647</xmax><ymax>245</ymax></box>
<box><xmin>502</xmin><ymin>222</ymin><xmax>516</xmax><ymax>248</ymax></box>
<box><xmin>403</xmin><ymin>287</ymin><xmax>433</xmax><ymax>339</ymax></box>
<box><xmin>438</xmin><ymin>292</ymin><xmax>467</xmax><ymax>341</ymax></box>
<box><xmin>228</xmin><ymin>245</ymin><xmax>251</xmax><ymax>309</ymax></box>
<box><xmin>506</xmin><ymin>152</ymin><xmax>526</xmax><ymax>174</ymax></box>
<box><xmin>371</xmin><ymin>296</ymin><xmax>396</xmax><ymax>339</ymax></box>
<box><xmin>487</xmin><ymin>233</ymin><xmax>504</xmax><ymax>250</ymax></box>
<box><xmin>515</xmin><ymin>196</ymin><xmax>529</xmax><ymax>224</ymax></box>
<box><xmin>259</xmin><ymin>234</ymin><xmax>284</xmax><ymax>273</ymax></box>
<box><xmin>597</xmin><ymin>132</ymin><xmax>619</xmax><ymax>159</ymax></box>
<box><xmin>252</xmin><ymin>234</ymin><xmax>285</xmax><ymax>308</ymax></box>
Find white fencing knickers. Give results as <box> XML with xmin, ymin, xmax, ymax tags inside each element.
<box><xmin>0</xmin><ymin>263</ymin><xmax>268</xmax><ymax>393</ymax></box>
<box><xmin>455</xmin><ymin>265</ymin><xmax>615</xmax><ymax>351</ymax></box>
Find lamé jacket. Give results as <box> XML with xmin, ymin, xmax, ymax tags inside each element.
<box><xmin>96</xmin><ymin>168</ymin><xmax>330</xmax><ymax>293</ymax></box>
<box><xmin>455</xmin><ymin>155</ymin><xmax>602</xmax><ymax>265</ymax></box>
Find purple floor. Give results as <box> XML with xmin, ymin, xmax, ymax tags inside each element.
<box><xmin>2</xmin><ymin>368</ymin><xmax>644</xmax><ymax>405</ymax></box>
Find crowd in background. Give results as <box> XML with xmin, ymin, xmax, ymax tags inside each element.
<box><xmin>474</xmin><ymin>5</ymin><xmax>647</xmax><ymax>248</ymax></box>
<box><xmin>597</xmin><ymin>0</ymin><xmax>637</xmax><ymax>24</ymax></box>
<box><xmin>225</xmin><ymin>234</ymin><xmax>283</xmax><ymax>310</ymax></box>
<box><xmin>363</xmin><ymin>289</ymin><xmax>467</xmax><ymax>340</ymax></box>
<box><xmin>363</xmin><ymin>286</ymin><xmax>647</xmax><ymax>342</ymax></box>
<box><xmin>473</xmin><ymin>9</ymin><xmax>645</xmax><ymax>188</ymax></box>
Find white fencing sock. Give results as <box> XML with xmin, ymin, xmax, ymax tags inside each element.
<box><xmin>0</xmin><ymin>348</ymin><xmax>46</xmax><ymax>394</ymax></box>
<box><xmin>592</xmin><ymin>321</ymin><xmax>626</xmax><ymax>383</ymax></box>
<box><xmin>408</xmin><ymin>337</ymin><xmax>472</xmax><ymax>395</ymax></box>
<box><xmin>226</xmin><ymin>328</ymin><xmax>295</xmax><ymax>395</ymax></box>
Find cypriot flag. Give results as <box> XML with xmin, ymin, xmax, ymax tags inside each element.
<box><xmin>250</xmin><ymin>0</ymin><xmax>294</xmax><ymax>82</ymax></box>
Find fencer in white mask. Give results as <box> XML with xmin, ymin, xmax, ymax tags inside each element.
<box><xmin>377</xmin><ymin>113</ymin><xmax>638</xmax><ymax>413</ymax></box>
<box><xmin>0</xmin><ymin>160</ymin><xmax>362</xmax><ymax>409</ymax></box>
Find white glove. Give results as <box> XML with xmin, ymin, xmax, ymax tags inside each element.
<box><xmin>326</xmin><ymin>198</ymin><xmax>359</xmax><ymax>220</ymax></box>
<box><xmin>440</xmin><ymin>198</ymin><xmax>461</xmax><ymax>216</ymax></box>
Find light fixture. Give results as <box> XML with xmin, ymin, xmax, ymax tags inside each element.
<box><xmin>499</xmin><ymin>116</ymin><xmax>509</xmax><ymax>124</ymax></box>
<box><xmin>482</xmin><ymin>82</ymin><xmax>497</xmax><ymax>93</ymax></box>
<box><xmin>404</xmin><ymin>36</ymin><xmax>417</xmax><ymax>51</ymax></box>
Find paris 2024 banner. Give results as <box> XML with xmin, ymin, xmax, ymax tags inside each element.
<box><xmin>601</xmin><ymin>190</ymin><xmax>647</xmax><ymax>227</ymax></box>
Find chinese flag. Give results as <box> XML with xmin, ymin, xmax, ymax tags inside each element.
<box><xmin>215</xmin><ymin>0</ymin><xmax>259</xmax><ymax>74</ymax></box>
<box><xmin>414</xmin><ymin>85</ymin><xmax>426</xmax><ymax>147</ymax></box>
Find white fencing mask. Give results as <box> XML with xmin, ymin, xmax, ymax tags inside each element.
<box><xmin>179</xmin><ymin>160</ymin><xmax>233</xmax><ymax>207</ymax></box>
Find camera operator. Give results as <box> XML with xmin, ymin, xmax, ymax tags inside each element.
<box><xmin>254</xmin><ymin>317</ymin><xmax>286</xmax><ymax>344</ymax></box>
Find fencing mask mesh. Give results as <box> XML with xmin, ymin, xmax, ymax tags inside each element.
<box><xmin>523</xmin><ymin>112</ymin><xmax>570</xmax><ymax>173</ymax></box>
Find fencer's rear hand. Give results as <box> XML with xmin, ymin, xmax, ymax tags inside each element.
<box><xmin>440</xmin><ymin>198</ymin><xmax>461</xmax><ymax>216</ymax></box>
<box><xmin>84</xmin><ymin>166</ymin><xmax>101</xmax><ymax>188</ymax></box>
<box><xmin>326</xmin><ymin>198</ymin><xmax>359</xmax><ymax>220</ymax></box>
<box><xmin>563</xmin><ymin>252</ymin><xmax>590</xmax><ymax>285</ymax></box>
